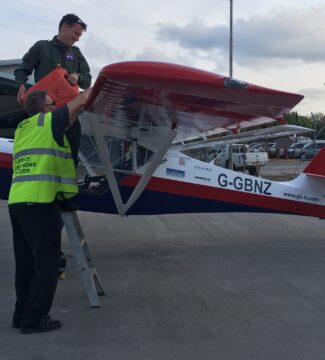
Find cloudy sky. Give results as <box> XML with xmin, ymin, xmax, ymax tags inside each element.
<box><xmin>1</xmin><ymin>0</ymin><xmax>325</xmax><ymax>115</ymax></box>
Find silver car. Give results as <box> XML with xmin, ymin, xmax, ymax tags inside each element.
<box><xmin>299</xmin><ymin>141</ymin><xmax>325</xmax><ymax>160</ymax></box>
<box><xmin>287</xmin><ymin>141</ymin><xmax>312</xmax><ymax>159</ymax></box>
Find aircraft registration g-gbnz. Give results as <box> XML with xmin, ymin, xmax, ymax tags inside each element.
<box><xmin>1</xmin><ymin>61</ymin><xmax>325</xmax><ymax>219</ymax></box>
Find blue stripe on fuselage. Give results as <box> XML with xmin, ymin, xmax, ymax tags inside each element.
<box><xmin>76</xmin><ymin>185</ymin><xmax>284</xmax><ymax>216</ymax></box>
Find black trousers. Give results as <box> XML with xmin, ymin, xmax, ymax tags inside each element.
<box><xmin>9</xmin><ymin>202</ymin><xmax>61</xmax><ymax>327</ymax></box>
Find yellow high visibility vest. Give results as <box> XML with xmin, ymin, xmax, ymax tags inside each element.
<box><xmin>8</xmin><ymin>112</ymin><xmax>78</xmax><ymax>204</ymax></box>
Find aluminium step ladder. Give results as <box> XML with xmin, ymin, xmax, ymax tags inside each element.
<box><xmin>61</xmin><ymin>211</ymin><xmax>105</xmax><ymax>308</ymax></box>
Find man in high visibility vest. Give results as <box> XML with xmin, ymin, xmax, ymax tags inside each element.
<box><xmin>8</xmin><ymin>88</ymin><xmax>91</xmax><ymax>334</ymax></box>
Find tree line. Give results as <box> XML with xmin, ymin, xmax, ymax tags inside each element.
<box><xmin>285</xmin><ymin>112</ymin><xmax>325</xmax><ymax>139</ymax></box>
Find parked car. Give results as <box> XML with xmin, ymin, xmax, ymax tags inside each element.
<box><xmin>251</xmin><ymin>143</ymin><xmax>264</xmax><ymax>152</ymax></box>
<box><xmin>298</xmin><ymin>140</ymin><xmax>325</xmax><ymax>160</ymax></box>
<box><xmin>268</xmin><ymin>143</ymin><xmax>286</xmax><ymax>158</ymax></box>
<box><xmin>287</xmin><ymin>141</ymin><xmax>312</xmax><ymax>159</ymax></box>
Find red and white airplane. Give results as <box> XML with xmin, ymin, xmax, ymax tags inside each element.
<box><xmin>1</xmin><ymin>61</ymin><xmax>324</xmax><ymax>219</ymax></box>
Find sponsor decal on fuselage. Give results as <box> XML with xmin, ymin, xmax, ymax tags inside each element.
<box><xmin>194</xmin><ymin>165</ymin><xmax>212</xmax><ymax>172</ymax></box>
<box><xmin>283</xmin><ymin>192</ymin><xmax>320</xmax><ymax>203</ymax></box>
<box><xmin>166</xmin><ymin>168</ymin><xmax>185</xmax><ymax>178</ymax></box>
<box><xmin>179</xmin><ymin>158</ymin><xmax>186</xmax><ymax>166</ymax></box>
<box><xmin>195</xmin><ymin>176</ymin><xmax>211</xmax><ymax>183</ymax></box>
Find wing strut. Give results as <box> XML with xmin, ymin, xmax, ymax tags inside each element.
<box><xmin>123</xmin><ymin>128</ymin><xmax>176</xmax><ymax>215</ymax></box>
<box><xmin>87</xmin><ymin>113</ymin><xmax>176</xmax><ymax>216</ymax></box>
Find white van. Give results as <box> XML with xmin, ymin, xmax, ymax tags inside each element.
<box><xmin>298</xmin><ymin>140</ymin><xmax>325</xmax><ymax>160</ymax></box>
<box><xmin>209</xmin><ymin>143</ymin><xmax>269</xmax><ymax>175</ymax></box>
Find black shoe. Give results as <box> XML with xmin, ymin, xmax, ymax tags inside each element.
<box><xmin>20</xmin><ymin>317</ymin><xmax>61</xmax><ymax>334</ymax></box>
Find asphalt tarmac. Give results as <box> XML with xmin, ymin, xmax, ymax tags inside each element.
<box><xmin>260</xmin><ymin>158</ymin><xmax>310</xmax><ymax>180</ymax></box>
<box><xmin>1</xmin><ymin>194</ymin><xmax>325</xmax><ymax>360</ymax></box>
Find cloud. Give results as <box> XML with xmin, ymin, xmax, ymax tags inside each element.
<box><xmin>156</xmin><ymin>20</ymin><xmax>228</xmax><ymax>52</ymax></box>
<box><xmin>156</xmin><ymin>5</ymin><xmax>325</xmax><ymax>63</ymax></box>
<box><xmin>134</xmin><ymin>46</ymin><xmax>190</xmax><ymax>64</ymax></box>
<box><xmin>297</xmin><ymin>87</ymin><xmax>325</xmax><ymax>114</ymax></box>
<box><xmin>299</xmin><ymin>87</ymin><xmax>325</xmax><ymax>100</ymax></box>
<box><xmin>82</xmin><ymin>34</ymin><xmax>130</xmax><ymax>79</ymax></box>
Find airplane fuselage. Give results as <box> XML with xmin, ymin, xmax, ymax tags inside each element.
<box><xmin>1</xmin><ymin>139</ymin><xmax>324</xmax><ymax>219</ymax></box>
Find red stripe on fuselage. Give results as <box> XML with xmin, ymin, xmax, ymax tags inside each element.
<box><xmin>120</xmin><ymin>174</ymin><xmax>325</xmax><ymax>219</ymax></box>
<box><xmin>0</xmin><ymin>152</ymin><xmax>13</xmax><ymax>169</ymax></box>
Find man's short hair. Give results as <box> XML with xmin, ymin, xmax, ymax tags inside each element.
<box><xmin>24</xmin><ymin>91</ymin><xmax>47</xmax><ymax>116</ymax></box>
<box><xmin>59</xmin><ymin>14</ymin><xmax>87</xmax><ymax>31</ymax></box>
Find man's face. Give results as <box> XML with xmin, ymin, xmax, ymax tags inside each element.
<box><xmin>43</xmin><ymin>95</ymin><xmax>56</xmax><ymax>113</ymax></box>
<box><xmin>59</xmin><ymin>23</ymin><xmax>84</xmax><ymax>47</ymax></box>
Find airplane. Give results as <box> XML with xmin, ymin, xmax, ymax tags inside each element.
<box><xmin>1</xmin><ymin>61</ymin><xmax>325</xmax><ymax>220</ymax></box>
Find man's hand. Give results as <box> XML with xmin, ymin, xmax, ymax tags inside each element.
<box><xmin>17</xmin><ymin>84</ymin><xmax>26</xmax><ymax>103</ymax></box>
<box><xmin>67</xmin><ymin>73</ymin><xmax>79</xmax><ymax>86</ymax></box>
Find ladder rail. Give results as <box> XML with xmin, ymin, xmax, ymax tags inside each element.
<box><xmin>61</xmin><ymin>211</ymin><xmax>105</xmax><ymax>308</ymax></box>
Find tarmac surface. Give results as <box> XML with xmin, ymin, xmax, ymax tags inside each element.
<box><xmin>260</xmin><ymin>158</ymin><xmax>310</xmax><ymax>180</ymax></box>
<box><xmin>1</xmin><ymin>159</ymin><xmax>325</xmax><ymax>360</ymax></box>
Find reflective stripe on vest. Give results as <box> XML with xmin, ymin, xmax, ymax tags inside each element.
<box><xmin>38</xmin><ymin>112</ymin><xmax>45</xmax><ymax>126</ymax></box>
<box><xmin>14</xmin><ymin>148</ymin><xmax>73</xmax><ymax>160</ymax></box>
<box><xmin>11</xmin><ymin>174</ymin><xmax>77</xmax><ymax>185</ymax></box>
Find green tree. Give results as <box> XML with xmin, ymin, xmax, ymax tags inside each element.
<box><xmin>312</xmin><ymin>112</ymin><xmax>325</xmax><ymax>139</ymax></box>
<box><xmin>285</xmin><ymin>112</ymin><xmax>325</xmax><ymax>139</ymax></box>
<box><xmin>285</xmin><ymin>112</ymin><xmax>312</xmax><ymax>128</ymax></box>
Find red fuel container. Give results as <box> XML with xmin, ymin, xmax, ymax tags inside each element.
<box><xmin>20</xmin><ymin>66</ymin><xmax>79</xmax><ymax>108</ymax></box>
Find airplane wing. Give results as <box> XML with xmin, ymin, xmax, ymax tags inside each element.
<box><xmin>85</xmin><ymin>61</ymin><xmax>304</xmax><ymax>142</ymax></box>
<box><xmin>174</xmin><ymin>124</ymin><xmax>314</xmax><ymax>151</ymax></box>
<box><xmin>81</xmin><ymin>61</ymin><xmax>304</xmax><ymax>215</ymax></box>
